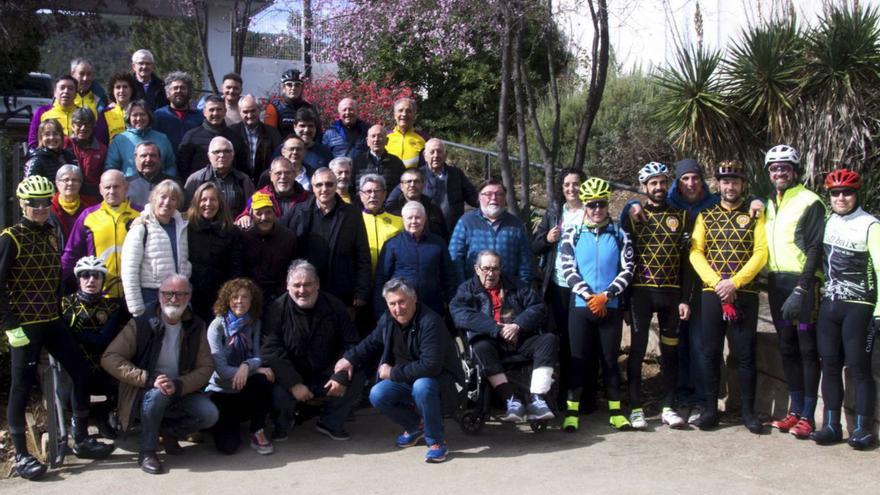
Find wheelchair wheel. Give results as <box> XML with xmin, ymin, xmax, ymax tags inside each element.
<box><xmin>42</xmin><ymin>356</ymin><xmax>69</xmax><ymax>468</ymax></box>
<box><xmin>529</xmin><ymin>420</ymin><xmax>548</xmax><ymax>433</ymax></box>
<box><xmin>459</xmin><ymin>411</ymin><xmax>484</xmax><ymax>435</ymax></box>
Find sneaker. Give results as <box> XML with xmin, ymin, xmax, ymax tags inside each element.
<box><xmin>425</xmin><ymin>442</ymin><xmax>448</xmax><ymax>463</ymax></box>
<box><xmin>14</xmin><ymin>454</ymin><xmax>47</xmax><ymax>481</ymax></box>
<box><xmin>73</xmin><ymin>436</ymin><xmax>115</xmax><ymax>459</ymax></box>
<box><xmin>525</xmin><ymin>395</ymin><xmax>555</xmax><ymax>421</ymax></box>
<box><xmin>662</xmin><ymin>408</ymin><xmax>686</xmax><ymax>429</ymax></box>
<box><xmin>562</xmin><ymin>415</ymin><xmax>579</xmax><ymax>432</ymax></box>
<box><xmin>501</xmin><ymin>396</ymin><xmax>526</xmax><ymax>423</ymax></box>
<box><xmin>270</xmin><ymin>428</ymin><xmax>288</xmax><ymax>442</ymax></box>
<box><xmin>688</xmin><ymin>406</ymin><xmax>704</xmax><ymax>425</ymax></box>
<box><xmin>609</xmin><ymin>414</ymin><xmax>632</xmax><ymax>430</ymax></box>
<box><xmin>396</xmin><ymin>428</ymin><xmax>424</xmax><ymax>448</ymax></box>
<box><xmin>250</xmin><ymin>429</ymin><xmax>274</xmax><ymax>455</ymax></box>
<box><xmin>743</xmin><ymin>414</ymin><xmax>764</xmax><ymax>434</ymax></box>
<box><xmin>315</xmin><ymin>421</ymin><xmax>351</xmax><ymax>441</ymax></box>
<box><xmin>692</xmin><ymin>410</ymin><xmax>720</xmax><ymax>430</ymax></box>
<box><xmin>630</xmin><ymin>409</ymin><xmax>647</xmax><ymax>429</ymax></box>
<box><xmin>771</xmin><ymin>413</ymin><xmax>799</xmax><ymax>432</ymax></box>
<box><xmin>789</xmin><ymin>418</ymin><xmax>814</xmax><ymax>439</ymax></box>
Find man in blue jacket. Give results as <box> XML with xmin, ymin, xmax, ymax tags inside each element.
<box><xmin>322</xmin><ymin>98</ymin><xmax>370</xmax><ymax>159</ymax></box>
<box><xmin>450</xmin><ymin>250</ymin><xmax>557</xmax><ymax>423</ymax></box>
<box><xmin>334</xmin><ymin>278</ymin><xmax>464</xmax><ymax>463</ymax></box>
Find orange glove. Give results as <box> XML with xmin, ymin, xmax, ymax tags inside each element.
<box><xmin>587</xmin><ymin>292</ymin><xmax>609</xmax><ymax>318</ymax></box>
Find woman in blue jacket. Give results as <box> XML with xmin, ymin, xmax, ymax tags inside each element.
<box><xmin>559</xmin><ymin>178</ymin><xmax>634</xmax><ymax>432</ymax></box>
<box><xmin>104</xmin><ymin>100</ymin><xmax>177</xmax><ymax>177</ymax></box>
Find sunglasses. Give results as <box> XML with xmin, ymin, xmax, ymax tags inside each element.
<box><xmin>160</xmin><ymin>290</ymin><xmax>191</xmax><ymax>300</ymax></box>
<box><xmin>768</xmin><ymin>164</ymin><xmax>793</xmax><ymax>174</ymax></box>
<box><xmin>585</xmin><ymin>200</ymin><xmax>609</xmax><ymax>210</ymax></box>
<box><xmin>829</xmin><ymin>189</ymin><xmax>856</xmax><ymax>198</ymax></box>
<box><xmin>78</xmin><ymin>271</ymin><xmax>104</xmax><ymax>280</ymax></box>
<box><xmin>25</xmin><ymin>198</ymin><xmax>52</xmax><ymax>208</ymax></box>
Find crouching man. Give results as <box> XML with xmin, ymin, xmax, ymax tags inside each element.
<box><xmin>102</xmin><ymin>273</ymin><xmax>218</xmax><ymax>474</ymax></box>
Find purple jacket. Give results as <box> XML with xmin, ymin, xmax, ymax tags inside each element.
<box><xmin>28</xmin><ymin>103</ymin><xmax>109</xmax><ymax>149</ymax></box>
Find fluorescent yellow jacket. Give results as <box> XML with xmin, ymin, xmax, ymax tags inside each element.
<box><xmin>765</xmin><ymin>184</ymin><xmax>825</xmax><ymax>275</ymax></box>
<box><xmin>385</xmin><ymin>127</ymin><xmax>428</xmax><ymax>168</ymax></box>
<box><xmin>690</xmin><ymin>201</ymin><xmax>768</xmax><ymax>293</ymax></box>
<box><xmin>362</xmin><ymin>211</ymin><xmax>403</xmax><ymax>272</ymax></box>
<box><xmin>74</xmin><ymin>91</ymin><xmax>100</xmax><ymax>117</ymax></box>
<box><xmin>81</xmin><ymin>201</ymin><xmax>140</xmax><ymax>297</ymax></box>
<box><xmin>104</xmin><ymin>105</ymin><xmax>126</xmax><ymax>142</ymax></box>
<box><xmin>41</xmin><ymin>102</ymin><xmax>77</xmax><ymax>137</ymax></box>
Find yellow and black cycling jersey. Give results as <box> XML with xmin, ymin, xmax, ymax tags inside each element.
<box><xmin>624</xmin><ymin>203</ymin><xmax>689</xmax><ymax>289</ymax></box>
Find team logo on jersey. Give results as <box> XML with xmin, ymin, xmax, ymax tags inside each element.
<box><xmin>665</xmin><ymin>216</ymin><xmax>680</xmax><ymax>232</ymax></box>
<box><xmin>735</xmin><ymin>215</ymin><xmax>750</xmax><ymax>227</ymax></box>
<box><xmin>95</xmin><ymin>310</ymin><xmax>108</xmax><ymax>324</ymax></box>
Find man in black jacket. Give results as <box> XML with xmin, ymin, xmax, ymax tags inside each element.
<box><xmin>230</xmin><ymin>95</ymin><xmax>282</xmax><ymax>183</ymax></box>
<box><xmin>450</xmin><ymin>250</ymin><xmax>557</xmax><ymax>423</ymax></box>
<box><xmin>261</xmin><ymin>260</ymin><xmax>362</xmax><ymax>441</ymax></box>
<box><xmin>280</xmin><ymin>168</ymin><xmax>371</xmax><ymax>312</ymax></box>
<box><xmin>131</xmin><ymin>49</ymin><xmax>168</xmax><ymax>111</ymax></box>
<box><xmin>385</xmin><ymin>168</ymin><xmax>448</xmax><ymax>240</ymax></box>
<box><xmin>335</xmin><ymin>278</ymin><xmax>464</xmax><ymax>463</ymax></box>
<box><xmin>177</xmin><ymin>95</ymin><xmax>248</xmax><ymax>178</ymax></box>
<box><xmin>352</xmin><ymin>124</ymin><xmax>405</xmax><ymax>192</ymax></box>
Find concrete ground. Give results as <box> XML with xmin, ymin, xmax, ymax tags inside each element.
<box><xmin>3</xmin><ymin>408</ymin><xmax>878</xmax><ymax>495</ymax></box>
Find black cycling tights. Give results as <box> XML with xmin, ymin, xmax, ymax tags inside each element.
<box><xmin>7</xmin><ymin>320</ymin><xmax>91</xmax><ymax>444</ymax></box>
<box><xmin>816</xmin><ymin>300</ymin><xmax>875</xmax><ymax>417</ymax></box>
<box><xmin>629</xmin><ymin>288</ymin><xmax>679</xmax><ymax>409</ymax></box>
<box><xmin>567</xmin><ymin>307</ymin><xmax>622</xmax><ymax>403</ymax></box>
<box><xmin>767</xmin><ymin>273</ymin><xmax>820</xmax><ymax>404</ymax></box>
<box><xmin>700</xmin><ymin>291</ymin><xmax>759</xmax><ymax>414</ymax></box>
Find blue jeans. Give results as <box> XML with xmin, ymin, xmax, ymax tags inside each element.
<box><xmin>675</xmin><ymin>308</ymin><xmax>706</xmax><ymax>408</ymax></box>
<box><xmin>140</xmin><ymin>388</ymin><xmax>219</xmax><ymax>451</ymax></box>
<box><xmin>271</xmin><ymin>372</ymin><xmax>365</xmax><ymax>432</ymax></box>
<box><xmin>369</xmin><ymin>377</ymin><xmax>445</xmax><ymax>445</ymax></box>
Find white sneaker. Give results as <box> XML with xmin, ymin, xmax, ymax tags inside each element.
<box><xmin>662</xmin><ymin>408</ymin><xmax>686</xmax><ymax>429</ymax></box>
<box><xmin>630</xmin><ymin>409</ymin><xmax>647</xmax><ymax>429</ymax></box>
<box><xmin>688</xmin><ymin>406</ymin><xmax>703</xmax><ymax>425</ymax></box>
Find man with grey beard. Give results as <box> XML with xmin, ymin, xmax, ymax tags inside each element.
<box><xmin>448</xmin><ymin>178</ymin><xmax>533</xmax><ymax>285</ymax></box>
<box><xmin>102</xmin><ymin>273</ymin><xmax>217</xmax><ymax>475</ymax></box>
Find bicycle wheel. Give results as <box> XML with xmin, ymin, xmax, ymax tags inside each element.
<box><xmin>41</xmin><ymin>355</ymin><xmax>68</xmax><ymax>468</ymax></box>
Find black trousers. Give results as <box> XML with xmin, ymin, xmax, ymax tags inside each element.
<box><xmin>209</xmin><ymin>373</ymin><xmax>273</xmax><ymax>454</ymax></box>
<box><xmin>568</xmin><ymin>306</ymin><xmax>622</xmax><ymax>403</ymax></box>
<box><xmin>470</xmin><ymin>333</ymin><xmax>558</xmax><ymax>377</ymax></box>
<box><xmin>699</xmin><ymin>291</ymin><xmax>759</xmax><ymax>414</ymax></box>
<box><xmin>629</xmin><ymin>287</ymin><xmax>680</xmax><ymax>409</ymax></box>
<box><xmin>767</xmin><ymin>273</ymin><xmax>820</xmax><ymax>402</ymax></box>
<box><xmin>816</xmin><ymin>299</ymin><xmax>875</xmax><ymax>416</ymax></box>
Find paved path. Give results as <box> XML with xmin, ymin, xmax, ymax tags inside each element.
<box><xmin>4</xmin><ymin>408</ymin><xmax>878</xmax><ymax>494</ymax></box>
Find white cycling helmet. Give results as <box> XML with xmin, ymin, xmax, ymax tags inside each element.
<box><xmin>74</xmin><ymin>256</ymin><xmax>109</xmax><ymax>277</ymax></box>
<box><xmin>765</xmin><ymin>145</ymin><xmax>800</xmax><ymax>167</ymax></box>
<box><xmin>638</xmin><ymin>162</ymin><xmax>669</xmax><ymax>184</ymax></box>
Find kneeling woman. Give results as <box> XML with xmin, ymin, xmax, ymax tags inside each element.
<box><xmin>207</xmin><ymin>278</ymin><xmax>276</xmax><ymax>455</ymax></box>
<box><xmin>811</xmin><ymin>169</ymin><xmax>880</xmax><ymax>449</ymax></box>
<box><xmin>559</xmin><ymin>178</ymin><xmax>634</xmax><ymax>431</ymax></box>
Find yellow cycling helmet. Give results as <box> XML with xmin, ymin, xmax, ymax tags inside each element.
<box><xmin>16</xmin><ymin>175</ymin><xmax>55</xmax><ymax>199</ymax></box>
<box><xmin>579</xmin><ymin>177</ymin><xmax>612</xmax><ymax>202</ymax></box>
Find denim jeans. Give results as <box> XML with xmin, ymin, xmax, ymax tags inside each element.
<box><xmin>369</xmin><ymin>377</ymin><xmax>445</xmax><ymax>446</ymax></box>
<box><xmin>271</xmin><ymin>372</ymin><xmax>365</xmax><ymax>432</ymax></box>
<box><xmin>140</xmin><ymin>388</ymin><xmax>219</xmax><ymax>451</ymax></box>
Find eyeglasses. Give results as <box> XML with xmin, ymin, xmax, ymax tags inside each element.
<box><xmin>480</xmin><ymin>192</ymin><xmax>504</xmax><ymax>198</ymax></box>
<box><xmin>585</xmin><ymin>200</ymin><xmax>609</xmax><ymax>210</ymax></box>
<box><xmin>313</xmin><ymin>181</ymin><xmax>335</xmax><ymax>189</ymax></box>
<box><xmin>160</xmin><ymin>290</ymin><xmax>191</xmax><ymax>300</ymax></box>
<box><xmin>210</xmin><ymin>149</ymin><xmax>233</xmax><ymax>155</ymax></box>
<box><xmin>768</xmin><ymin>164</ymin><xmax>793</xmax><ymax>174</ymax></box>
<box><xmin>283</xmin><ymin>81</ymin><xmax>303</xmax><ymax>88</ymax></box>
<box><xmin>360</xmin><ymin>188</ymin><xmax>384</xmax><ymax>196</ymax></box>
<box><xmin>58</xmin><ymin>177</ymin><xmax>81</xmax><ymax>184</ymax></box>
<box><xmin>25</xmin><ymin>198</ymin><xmax>52</xmax><ymax>209</ymax></box>
<box><xmin>78</xmin><ymin>271</ymin><xmax>104</xmax><ymax>280</ymax></box>
<box><xmin>829</xmin><ymin>189</ymin><xmax>856</xmax><ymax>198</ymax></box>
<box><xmin>477</xmin><ymin>266</ymin><xmax>501</xmax><ymax>273</ymax></box>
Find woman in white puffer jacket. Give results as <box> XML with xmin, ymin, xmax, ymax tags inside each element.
<box><xmin>121</xmin><ymin>179</ymin><xmax>192</xmax><ymax>316</ymax></box>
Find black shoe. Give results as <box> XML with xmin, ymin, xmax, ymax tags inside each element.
<box><xmin>743</xmin><ymin>415</ymin><xmax>764</xmax><ymax>434</ymax></box>
<box><xmin>73</xmin><ymin>437</ymin><xmax>115</xmax><ymax>460</ymax></box>
<box><xmin>315</xmin><ymin>421</ymin><xmax>351</xmax><ymax>441</ymax></box>
<box><xmin>138</xmin><ymin>451</ymin><xmax>164</xmax><ymax>475</ymax></box>
<box><xmin>14</xmin><ymin>454</ymin><xmax>47</xmax><ymax>480</ymax></box>
<box><xmin>162</xmin><ymin>435</ymin><xmax>184</xmax><ymax>455</ymax></box>
<box><xmin>810</xmin><ymin>425</ymin><xmax>842</xmax><ymax>445</ymax></box>
<box><xmin>270</xmin><ymin>428</ymin><xmax>289</xmax><ymax>442</ymax></box>
<box><xmin>848</xmin><ymin>429</ymin><xmax>875</xmax><ymax>450</ymax></box>
<box><xmin>693</xmin><ymin>411</ymin><xmax>720</xmax><ymax>430</ymax></box>
<box><xmin>95</xmin><ymin>417</ymin><xmax>118</xmax><ymax>440</ymax></box>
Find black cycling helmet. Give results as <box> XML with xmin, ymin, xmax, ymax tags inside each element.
<box><xmin>280</xmin><ymin>69</ymin><xmax>303</xmax><ymax>84</ymax></box>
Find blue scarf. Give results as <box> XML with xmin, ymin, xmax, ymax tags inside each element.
<box><xmin>224</xmin><ymin>310</ymin><xmax>253</xmax><ymax>366</ymax></box>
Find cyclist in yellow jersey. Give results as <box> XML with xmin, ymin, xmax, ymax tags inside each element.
<box><xmin>689</xmin><ymin>160</ymin><xmax>768</xmax><ymax>433</ymax></box>
<box><xmin>385</xmin><ymin>97</ymin><xmax>429</xmax><ymax>168</ymax></box>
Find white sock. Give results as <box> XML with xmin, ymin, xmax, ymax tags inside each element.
<box><xmin>530</xmin><ymin>366</ymin><xmax>554</xmax><ymax>395</ymax></box>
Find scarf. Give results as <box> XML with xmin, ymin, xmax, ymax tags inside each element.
<box><xmin>58</xmin><ymin>195</ymin><xmax>81</xmax><ymax>216</ymax></box>
<box><xmin>76</xmin><ymin>289</ymin><xmax>102</xmax><ymax>305</ymax></box>
<box><xmin>224</xmin><ymin>310</ymin><xmax>253</xmax><ymax>366</ymax></box>
<box><xmin>583</xmin><ymin>217</ymin><xmax>610</xmax><ymax>229</ymax></box>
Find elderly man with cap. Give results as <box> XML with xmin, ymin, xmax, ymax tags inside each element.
<box><xmin>241</xmin><ymin>192</ymin><xmax>299</xmax><ymax>302</ymax></box>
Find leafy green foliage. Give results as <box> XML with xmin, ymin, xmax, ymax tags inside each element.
<box><xmin>128</xmin><ymin>16</ymin><xmax>204</xmax><ymax>90</ymax></box>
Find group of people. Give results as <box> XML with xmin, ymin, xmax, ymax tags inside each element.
<box><xmin>2</xmin><ymin>48</ymin><xmax>878</xmax><ymax>480</ymax></box>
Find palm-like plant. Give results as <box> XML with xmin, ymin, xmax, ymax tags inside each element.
<box><xmin>654</xmin><ymin>47</ymin><xmax>744</xmax><ymax>168</ymax></box>
<box><xmin>725</xmin><ymin>17</ymin><xmax>803</xmax><ymax>145</ymax></box>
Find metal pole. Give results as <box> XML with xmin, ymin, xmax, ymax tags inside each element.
<box><xmin>0</xmin><ymin>131</ymin><xmax>6</xmax><ymax>229</ymax></box>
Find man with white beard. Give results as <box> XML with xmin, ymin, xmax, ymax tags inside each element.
<box><xmin>102</xmin><ymin>273</ymin><xmax>217</xmax><ymax>475</ymax></box>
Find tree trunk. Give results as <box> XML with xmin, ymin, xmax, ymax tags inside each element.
<box><xmin>302</xmin><ymin>0</ymin><xmax>313</xmax><ymax>78</ymax></box>
<box><xmin>570</xmin><ymin>0</ymin><xmax>609</xmax><ymax>171</ymax></box>
<box><xmin>495</xmin><ymin>3</ymin><xmax>519</xmax><ymax>218</ymax></box>
<box><xmin>512</xmin><ymin>18</ymin><xmax>531</xmax><ymax>224</ymax></box>
<box><xmin>231</xmin><ymin>0</ymin><xmax>254</xmax><ymax>74</ymax></box>
<box><xmin>194</xmin><ymin>0</ymin><xmax>218</xmax><ymax>93</ymax></box>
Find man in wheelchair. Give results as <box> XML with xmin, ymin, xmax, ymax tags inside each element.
<box><xmin>450</xmin><ymin>250</ymin><xmax>557</xmax><ymax>423</ymax></box>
